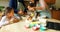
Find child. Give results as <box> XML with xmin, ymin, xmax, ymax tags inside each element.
<box><xmin>0</xmin><ymin>7</ymin><xmax>15</xmax><ymax>27</ymax></box>
<box><xmin>28</xmin><ymin>0</ymin><xmax>36</xmax><ymax>11</ymax></box>
<box><xmin>25</xmin><ymin>16</ymin><xmax>33</xmax><ymax>27</ymax></box>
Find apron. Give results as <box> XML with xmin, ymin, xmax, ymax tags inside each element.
<box><xmin>36</xmin><ymin>2</ymin><xmax>51</xmax><ymax>18</ymax></box>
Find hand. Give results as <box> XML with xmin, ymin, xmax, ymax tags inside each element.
<box><xmin>13</xmin><ymin>18</ymin><xmax>19</xmax><ymax>23</ymax></box>
<box><xmin>18</xmin><ymin>11</ymin><xmax>24</xmax><ymax>15</ymax></box>
<box><xmin>29</xmin><ymin>8</ymin><xmax>35</xmax><ymax>12</ymax></box>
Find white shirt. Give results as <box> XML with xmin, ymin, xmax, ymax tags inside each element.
<box><xmin>0</xmin><ymin>16</ymin><xmax>14</xmax><ymax>27</ymax></box>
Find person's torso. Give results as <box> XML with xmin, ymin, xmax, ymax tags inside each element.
<box><xmin>36</xmin><ymin>2</ymin><xmax>47</xmax><ymax>12</ymax></box>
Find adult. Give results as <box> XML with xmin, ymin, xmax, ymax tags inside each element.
<box><xmin>28</xmin><ymin>0</ymin><xmax>51</xmax><ymax>18</ymax></box>
<box><xmin>9</xmin><ymin>0</ymin><xmax>27</xmax><ymax>13</ymax></box>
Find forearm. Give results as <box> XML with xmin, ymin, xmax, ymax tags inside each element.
<box><xmin>27</xmin><ymin>6</ymin><xmax>35</xmax><ymax>11</ymax></box>
<box><xmin>35</xmin><ymin>7</ymin><xmax>43</xmax><ymax>10</ymax></box>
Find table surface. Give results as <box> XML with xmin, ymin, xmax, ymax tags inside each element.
<box><xmin>0</xmin><ymin>19</ymin><xmax>60</xmax><ymax>32</ymax></box>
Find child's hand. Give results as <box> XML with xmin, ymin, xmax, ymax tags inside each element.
<box><xmin>27</xmin><ymin>16</ymin><xmax>32</xmax><ymax>20</ymax></box>
<box><xmin>13</xmin><ymin>18</ymin><xmax>20</xmax><ymax>23</ymax></box>
<box><xmin>29</xmin><ymin>8</ymin><xmax>35</xmax><ymax>11</ymax></box>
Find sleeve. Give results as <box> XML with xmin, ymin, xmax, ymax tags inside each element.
<box><xmin>0</xmin><ymin>16</ymin><xmax>6</xmax><ymax>27</ymax></box>
<box><xmin>0</xmin><ymin>16</ymin><xmax>9</xmax><ymax>27</ymax></box>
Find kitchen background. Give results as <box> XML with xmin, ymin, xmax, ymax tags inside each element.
<box><xmin>0</xmin><ymin>0</ymin><xmax>60</xmax><ymax>20</ymax></box>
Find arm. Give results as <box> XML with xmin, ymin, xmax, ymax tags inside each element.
<box><xmin>35</xmin><ymin>0</ymin><xmax>48</xmax><ymax>10</ymax></box>
<box><xmin>27</xmin><ymin>6</ymin><xmax>35</xmax><ymax>11</ymax></box>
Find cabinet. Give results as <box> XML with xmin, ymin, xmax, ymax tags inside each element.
<box><xmin>51</xmin><ymin>10</ymin><xmax>60</xmax><ymax>20</ymax></box>
<box><xmin>45</xmin><ymin>0</ymin><xmax>56</xmax><ymax>4</ymax></box>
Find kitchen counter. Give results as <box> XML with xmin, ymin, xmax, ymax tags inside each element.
<box><xmin>47</xmin><ymin>19</ymin><xmax>60</xmax><ymax>23</ymax></box>
<box><xmin>0</xmin><ymin>19</ymin><xmax>60</xmax><ymax>32</ymax></box>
